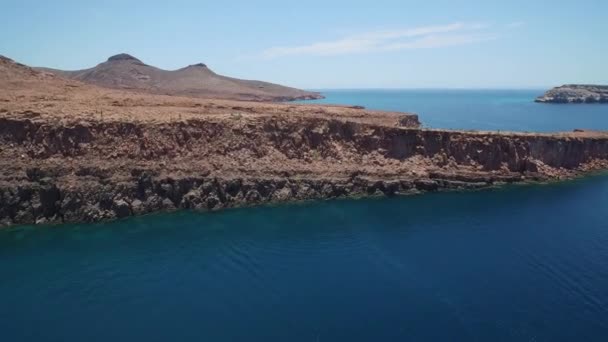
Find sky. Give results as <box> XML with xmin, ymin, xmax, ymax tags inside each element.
<box><xmin>1</xmin><ymin>0</ymin><xmax>607</xmax><ymax>89</ymax></box>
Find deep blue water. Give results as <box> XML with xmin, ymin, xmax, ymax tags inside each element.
<box><xmin>304</xmin><ymin>89</ymin><xmax>608</xmax><ymax>132</ymax></box>
<box><xmin>2</xmin><ymin>90</ymin><xmax>608</xmax><ymax>341</ymax></box>
<box><xmin>2</xmin><ymin>179</ymin><xmax>608</xmax><ymax>341</ymax></box>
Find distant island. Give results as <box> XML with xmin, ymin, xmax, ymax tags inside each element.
<box><xmin>37</xmin><ymin>53</ymin><xmax>324</xmax><ymax>102</ymax></box>
<box><xmin>536</xmin><ymin>84</ymin><xmax>608</xmax><ymax>103</ymax></box>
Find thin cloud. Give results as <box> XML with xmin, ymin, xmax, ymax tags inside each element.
<box><xmin>383</xmin><ymin>33</ymin><xmax>497</xmax><ymax>50</ymax></box>
<box><xmin>258</xmin><ymin>22</ymin><xmax>495</xmax><ymax>59</ymax></box>
<box><xmin>506</xmin><ymin>21</ymin><xmax>525</xmax><ymax>29</ymax></box>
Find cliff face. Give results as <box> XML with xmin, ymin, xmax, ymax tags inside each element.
<box><xmin>1</xmin><ymin>113</ymin><xmax>607</xmax><ymax>227</ymax></box>
<box><xmin>2</xmin><ymin>54</ymin><xmax>608</xmax><ymax>227</ymax></box>
<box><xmin>536</xmin><ymin>85</ymin><xmax>608</xmax><ymax>103</ymax></box>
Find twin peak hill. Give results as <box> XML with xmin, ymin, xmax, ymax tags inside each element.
<box><xmin>38</xmin><ymin>53</ymin><xmax>324</xmax><ymax>102</ymax></box>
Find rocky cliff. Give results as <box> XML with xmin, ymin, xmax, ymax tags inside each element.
<box><xmin>1</xmin><ymin>111</ymin><xmax>607</xmax><ymax>227</ymax></box>
<box><xmin>536</xmin><ymin>85</ymin><xmax>608</xmax><ymax>103</ymax></box>
<box><xmin>2</xmin><ymin>55</ymin><xmax>608</xmax><ymax>227</ymax></box>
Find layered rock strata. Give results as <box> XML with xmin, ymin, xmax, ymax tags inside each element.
<box><xmin>1</xmin><ymin>112</ymin><xmax>607</xmax><ymax>227</ymax></box>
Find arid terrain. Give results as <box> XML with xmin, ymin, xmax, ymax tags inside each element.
<box><xmin>2</xmin><ymin>54</ymin><xmax>608</xmax><ymax>227</ymax></box>
<box><xmin>38</xmin><ymin>53</ymin><xmax>324</xmax><ymax>102</ymax></box>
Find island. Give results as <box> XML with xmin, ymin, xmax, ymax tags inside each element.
<box><xmin>2</xmin><ymin>54</ymin><xmax>608</xmax><ymax>227</ymax></box>
<box><xmin>536</xmin><ymin>84</ymin><xmax>608</xmax><ymax>103</ymax></box>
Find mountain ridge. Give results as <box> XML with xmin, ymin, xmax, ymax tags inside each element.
<box><xmin>37</xmin><ymin>53</ymin><xmax>324</xmax><ymax>102</ymax></box>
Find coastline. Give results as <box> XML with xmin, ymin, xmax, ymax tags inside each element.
<box><xmin>2</xmin><ymin>106</ymin><xmax>608</xmax><ymax>227</ymax></box>
<box><xmin>10</xmin><ymin>171</ymin><xmax>608</xmax><ymax>230</ymax></box>
<box><xmin>3</xmin><ymin>56</ymin><xmax>608</xmax><ymax>228</ymax></box>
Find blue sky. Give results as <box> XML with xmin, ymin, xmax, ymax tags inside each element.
<box><xmin>1</xmin><ymin>0</ymin><xmax>606</xmax><ymax>88</ymax></box>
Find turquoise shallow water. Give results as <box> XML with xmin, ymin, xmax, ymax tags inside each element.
<box><xmin>304</xmin><ymin>89</ymin><xmax>608</xmax><ymax>132</ymax></box>
<box><xmin>2</xmin><ymin>90</ymin><xmax>608</xmax><ymax>341</ymax></box>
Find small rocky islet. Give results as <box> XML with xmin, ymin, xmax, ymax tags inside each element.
<box><xmin>536</xmin><ymin>84</ymin><xmax>608</xmax><ymax>103</ymax></box>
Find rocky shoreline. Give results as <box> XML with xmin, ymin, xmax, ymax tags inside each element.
<box><xmin>0</xmin><ymin>173</ymin><xmax>516</xmax><ymax>227</ymax></box>
<box><xmin>2</xmin><ymin>112</ymin><xmax>608</xmax><ymax>227</ymax></box>
<box><xmin>3</xmin><ymin>55</ymin><xmax>608</xmax><ymax>228</ymax></box>
<box><xmin>536</xmin><ymin>84</ymin><xmax>608</xmax><ymax>103</ymax></box>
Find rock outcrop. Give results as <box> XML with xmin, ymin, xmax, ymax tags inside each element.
<box><xmin>536</xmin><ymin>85</ymin><xmax>608</xmax><ymax>103</ymax></box>
<box><xmin>1</xmin><ymin>112</ymin><xmax>607</xmax><ymax>227</ymax></box>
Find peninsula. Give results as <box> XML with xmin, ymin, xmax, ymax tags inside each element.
<box><xmin>536</xmin><ymin>84</ymin><xmax>608</xmax><ymax>103</ymax></box>
<box><xmin>2</xmin><ymin>55</ymin><xmax>608</xmax><ymax>227</ymax></box>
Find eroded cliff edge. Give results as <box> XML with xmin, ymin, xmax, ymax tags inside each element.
<box><xmin>2</xmin><ymin>55</ymin><xmax>608</xmax><ymax>227</ymax></box>
<box><xmin>1</xmin><ymin>110</ymin><xmax>608</xmax><ymax>227</ymax></box>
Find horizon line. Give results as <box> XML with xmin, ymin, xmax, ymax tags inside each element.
<box><xmin>305</xmin><ymin>87</ymin><xmax>551</xmax><ymax>91</ymax></box>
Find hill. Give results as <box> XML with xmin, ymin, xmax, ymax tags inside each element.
<box><xmin>38</xmin><ymin>53</ymin><xmax>323</xmax><ymax>102</ymax></box>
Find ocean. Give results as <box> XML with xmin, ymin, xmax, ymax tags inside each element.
<box><xmin>2</xmin><ymin>90</ymin><xmax>608</xmax><ymax>341</ymax></box>
<box><xmin>303</xmin><ymin>89</ymin><xmax>608</xmax><ymax>132</ymax></box>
